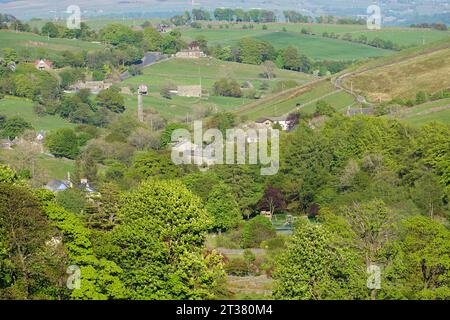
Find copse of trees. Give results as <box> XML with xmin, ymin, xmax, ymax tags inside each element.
<box><xmin>410</xmin><ymin>23</ymin><xmax>448</xmax><ymax>31</ymax></box>
<box><xmin>214</xmin><ymin>8</ymin><xmax>277</xmax><ymax>23</ymax></box>
<box><xmin>213</xmin><ymin>78</ymin><xmax>242</xmax><ymax>98</ymax></box>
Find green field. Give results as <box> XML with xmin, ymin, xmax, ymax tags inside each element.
<box><xmin>121</xmin><ymin>57</ymin><xmax>313</xmax><ymax>120</ymax></box>
<box><xmin>123</xmin><ymin>93</ymin><xmax>252</xmax><ymax>121</ymax></box>
<box><xmin>236</xmin><ymin>81</ymin><xmax>356</xmax><ymax>120</ymax></box>
<box><xmin>122</xmin><ymin>57</ymin><xmax>312</xmax><ymax>91</ymax></box>
<box><xmin>389</xmin><ymin>98</ymin><xmax>450</xmax><ymax>126</ymax></box>
<box><xmin>182</xmin><ymin>29</ymin><xmax>391</xmax><ymax>61</ymax></box>
<box><xmin>0</xmin><ymin>96</ymin><xmax>75</xmax><ymax>131</ymax></box>
<box><xmin>0</xmin><ymin>30</ymin><xmax>103</xmax><ymax>61</ymax></box>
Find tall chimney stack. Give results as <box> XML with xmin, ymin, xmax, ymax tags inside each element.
<box><xmin>137</xmin><ymin>93</ymin><xmax>144</xmax><ymax>122</ymax></box>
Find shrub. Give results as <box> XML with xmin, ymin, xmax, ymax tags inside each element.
<box><xmin>241</xmin><ymin>216</ymin><xmax>277</xmax><ymax>249</ymax></box>
<box><xmin>213</xmin><ymin>78</ymin><xmax>242</xmax><ymax>97</ymax></box>
<box><xmin>224</xmin><ymin>257</ymin><xmax>256</xmax><ymax>276</ymax></box>
<box><xmin>1</xmin><ymin>116</ymin><xmax>32</xmax><ymax>138</ymax></box>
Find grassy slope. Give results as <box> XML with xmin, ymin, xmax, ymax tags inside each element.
<box><xmin>182</xmin><ymin>29</ymin><xmax>391</xmax><ymax>61</ymax></box>
<box><xmin>0</xmin><ymin>30</ymin><xmax>102</xmax><ymax>51</ymax></box>
<box><xmin>343</xmin><ymin>43</ymin><xmax>450</xmax><ymax>102</ymax></box>
<box><xmin>122</xmin><ymin>57</ymin><xmax>312</xmax><ymax>91</ymax></box>
<box><xmin>122</xmin><ymin>57</ymin><xmax>313</xmax><ymax>120</ymax></box>
<box><xmin>235</xmin><ymin>80</ymin><xmax>356</xmax><ymax>120</ymax></box>
<box><xmin>388</xmin><ymin>98</ymin><xmax>450</xmax><ymax>126</ymax></box>
<box><xmin>0</xmin><ymin>96</ymin><xmax>75</xmax><ymax>131</ymax></box>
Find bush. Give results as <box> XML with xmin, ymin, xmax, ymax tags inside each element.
<box><xmin>56</xmin><ymin>189</ymin><xmax>86</xmax><ymax>214</ymax></box>
<box><xmin>315</xmin><ymin>100</ymin><xmax>336</xmax><ymax>117</ymax></box>
<box><xmin>45</xmin><ymin>128</ymin><xmax>80</xmax><ymax>159</ymax></box>
<box><xmin>1</xmin><ymin>116</ymin><xmax>32</xmax><ymax>138</ymax></box>
<box><xmin>224</xmin><ymin>257</ymin><xmax>257</xmax><ymax>276</ymax></box>
<box><xmin>241</xmin><ymin>216</ymin><xmax>277</xmax><ymax>249</ymax></box>
<box><xmin>213</xmin><ymin>78</ymin><xmax>242</xmax><ymax>97</ymax></box>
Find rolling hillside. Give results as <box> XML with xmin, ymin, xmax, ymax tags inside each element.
<box><xmin>341</xmin><ymin>39</ymin><xmax>450</xmax><ymax>102</ymax></box>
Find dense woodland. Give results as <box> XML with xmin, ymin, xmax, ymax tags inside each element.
<box><xmin>0</xmin><ymin>113</ymin><xmax>449</xmax><ymax>299</ymax></box>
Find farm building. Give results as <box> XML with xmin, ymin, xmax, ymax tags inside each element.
<box><xmin>35</xmin><ymin>59</ymin><xmax>53</xmax><ymax>71</ymax></box>
<box><xmin>176</xmin><ymin>42</ymin><xmax>206</xmax><ymax>59</ymax></box>
<box><xmin>70</xmin><ymin>81</ymin><xmax>113</xmax><ymax>94</ymax></box>
<box><xmin>176</xmin><ymin>85</ymin><xmax>202</xmax><ymax>97</ymax></box>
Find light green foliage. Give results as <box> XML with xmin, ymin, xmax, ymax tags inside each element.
<box><xmin>0</xmin><ymin>165</ymin><xmax>17</xmax><ymax>183</ymax></box>
<box><xmin>273</xmin><ymin>221</ymin><xmax>366</xmax><ymax>300</ymax></box>
<box><xmin>55</xmin><ymin>189</ymin><xmax>86</xmax><ymax>214</ymax></box>
<box><xmin>41</xmin><ymin>197</ymin><xmax>127</xmax><ymax>300</ymax></box>
<box><xmin>413</xmin><ymin>122</ymin><xmax>450</xmax><ymax>192</ymax></box>
<box><xmin>45</xmin><ymin>128</ymin><xmax>80</xmax><ymax>159</ymax></box>
<box><xmin>383</xmin><ymin>216</ymin><xmax>450</xmax><ymax>300</ymax></box>
<box><xmin>206</xmin><ymin>183</ymin><xmax>241</xmax><ymax>232</ymax></box>
<box><xmin>241</xmin><ymin>215</ymin><xmax>277</xmax><ymax>249</ymax></box>
<box><xmin>132</xmin><ymin>150</ymin><xmax>181</xmax><ymax>179</ymax></box>
<box><xmin>112</xmin><ymin>179</ymin><xmax>225</xmax><ymax>299</ymax></box>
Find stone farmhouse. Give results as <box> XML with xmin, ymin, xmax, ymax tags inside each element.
<box><xmin>176</xmin><ymin>42</ymin><xmax>207</xmax><ymax>59</ymax></box>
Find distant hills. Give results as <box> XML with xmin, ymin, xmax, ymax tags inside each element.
<box><xmin>0</xmin><ymin>0</ymin><xmax>449</xmax><ymax>24</ymax></box>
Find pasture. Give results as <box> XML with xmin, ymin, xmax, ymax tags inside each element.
<box><xmin>344</xmin><ymin>46</ymin><xmax>450</xmax><ymax>102</ymax></box>
<box><xmin>236</xmin><ymin>81</ymin><xmax>356</xmax><ymax>120</ymax></box>
<box><xmin>389</xmin><ymin>98</ymin><xmax>450</xmax><ymax>126</ymax></box>
<box><xmin>122</xmin><ymin>57</ymin><xmax>312</xmax><ymax>92</ymax></box>
<box><xmin>0</xmin><ymin>96</ymin><xmax>75</xmax><ymax>131</ymax></box>
<box><xmin>182</xmin><ymin>29</ymin><xmax>392</xmax><ymax>61</ymax></box>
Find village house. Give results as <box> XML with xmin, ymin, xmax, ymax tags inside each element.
<box><xmin>255</xmin><ymin>116</ymin><xmax>293</xmax><ymax>131</ymax></box>
<box><xmin>69</xmin><ymin>81</ymin><xmax>113</xmax><ymax>94</ymax></box>
<box><xmin>35</xmin><ymin>59</ymin><xmax>53</xmax><ymax>71</ymax></box>
<box><xmin>176</xmin><ymin>42</ymin><xmax>206</xmax><ymax>59</ymax></box>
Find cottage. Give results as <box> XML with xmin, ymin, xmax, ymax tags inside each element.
<box><xmin>176</xmin><ymin>42</ymin><xmax>206</xmax><ymax>59</ymax></box>
<box><xmin>255</xmin><ymin>116</ymin><xmax>292</xmax><ymax>131</ymax></box>
<box><xmin>45</xmin><ymin>180</ymin><xmax>70</xmax><ymax>192</ymax></box>
<box><xmin>177</xmin><ymin>85</ymin><xmax>202</xmax><ymax>98</ymax></box>
<box><xmin>35</xmin><ymin>59</ymin><xmax>53</xmax><ymax>71</ymax></box>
